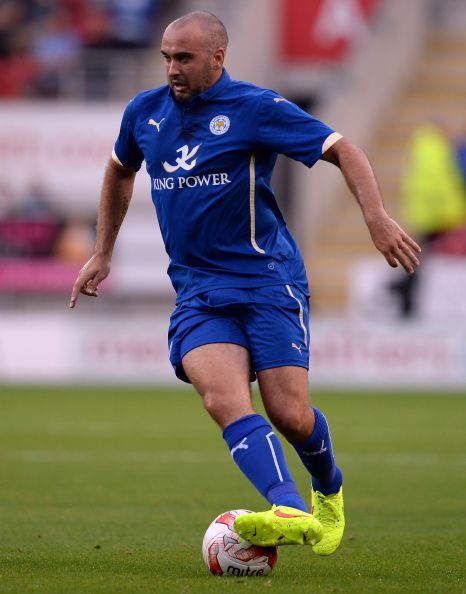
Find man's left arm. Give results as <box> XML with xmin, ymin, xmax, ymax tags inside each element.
<box><xmin>322</xmin><ymin>137</ymin><xmax>421</xmax><ymax>273</ymax></box>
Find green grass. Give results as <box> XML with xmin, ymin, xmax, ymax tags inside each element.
<box><xmin>0</xmin><ymin>387</ymin><xmax>465</xmax><ymax>594</ymax></box>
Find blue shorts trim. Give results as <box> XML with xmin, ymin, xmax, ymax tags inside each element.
<box><xmin>168</xmin><ymin>285</ymin><xmax>310</xmax><ymax>384</ymax></box>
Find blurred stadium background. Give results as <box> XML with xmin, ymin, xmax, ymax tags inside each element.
<box><xmin>0</xmin><ymin>0</ymin><xmax>465</xmax><ymax>392</ymax></box>
<box><xmin>1</xmin><ymin>2</ymin><xmax>465</xmax><ymax>592</ymax></box>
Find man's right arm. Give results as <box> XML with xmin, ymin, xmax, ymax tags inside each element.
<box><xmin>69</xmin><ymin>158</ymin><xmax>136</xmax><ymax>308</ymax></box>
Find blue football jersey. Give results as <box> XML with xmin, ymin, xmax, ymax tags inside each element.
<box><xmin>113</xmin><ymin>69</ymin><xmax>339</xmax><ymax>303</ymax></box>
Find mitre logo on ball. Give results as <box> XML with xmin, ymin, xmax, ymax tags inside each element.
<box><xmin>202</xmin><ymin>509</ymin><xmax>278</xmax><ymax>577</ymax></box>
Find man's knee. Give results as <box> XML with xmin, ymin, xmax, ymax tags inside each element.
<box><xmin>202</xmin><ymin>389</ymin><xmax>224</xmax><ymax>418</ymax></box>
<box><xmin>202</xmin><ymin>388</ymin><xmax>254</xmax><ymax>429</ymax></box>
<box><xmin>268</xmin><ymin>405</ymin><xmax>314</xmax><ymax>442</ymax></box>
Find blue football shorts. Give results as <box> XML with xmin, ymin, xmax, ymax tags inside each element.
<box><xmin>168</xmin><ymin>284</ymin><xmax>310</xmax><ymax>383</ymax></box>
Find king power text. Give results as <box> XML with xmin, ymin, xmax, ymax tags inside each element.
<box><xmin>153</xmin><ymin>172</ymin><xmax>231</xmax><ymax>191</ymax></box>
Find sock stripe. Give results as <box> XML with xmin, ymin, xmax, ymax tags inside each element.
<box><xmin>266</xmin><ymin>431</ymin><xmax>284</xmax><ymax>482</ymax></box>
<box><xmin>223</xmin><ymin>414</ymin><xmax>308</xmax><ymax>511</ymax></box>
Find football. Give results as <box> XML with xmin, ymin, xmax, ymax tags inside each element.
<box><xmin>202</xmin><ymin>509</ymin><xmax>278</xmax><ymax>577</ymax></box>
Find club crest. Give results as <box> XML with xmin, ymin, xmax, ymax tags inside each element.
<box><xmin>210</xmin><ymin>115</ymin><xmax>230</xmax><ymax>136</ymax></box>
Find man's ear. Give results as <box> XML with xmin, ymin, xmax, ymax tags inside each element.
<box><xmin>212</xmin><ymin>48</ymin><xmax>225</xmax><ymax>71</ymax></box>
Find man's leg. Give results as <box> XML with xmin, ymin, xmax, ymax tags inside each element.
<box><xmin>258</xmin><ymin>366</ymin><xmax>342</xmax><ymax>494</ymax></box>
<box><xmin>258</xmin><ymin>366</ymin><xmax>345</xmax><ymax>555</ymax></box>
<box><xmin>182</xmin><ymin>342</ymin><xmax>254</xmax><ymax>429</ymax></box>
<box><xmin>182</xmin><ymin>343</ymin><xmax>322</xmax><ymax>546</ymax></box>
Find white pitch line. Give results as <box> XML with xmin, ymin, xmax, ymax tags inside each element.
<box><xmin>0</xmin><ymin>450</ymin><xmax>227</xmax><ymax>464</ymax></box>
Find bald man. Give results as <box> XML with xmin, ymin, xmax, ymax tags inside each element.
<box><xmin>70</xmin><ymin>11</ymin><xmax>421</xmax><ymax>554</ymax></box>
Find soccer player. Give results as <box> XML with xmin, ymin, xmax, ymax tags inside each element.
<box><xmin>70</xmin><ymin>11</ymin><xmax>421</xmax><ymax>554</ymax></box>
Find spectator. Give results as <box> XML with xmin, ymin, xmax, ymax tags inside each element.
<box><xmin>28</xmin><ymin>8</ymin><xmax>83</xmax><ymax>97</ymax></box>
<box><xmin>0</xmin><ymin>182</ymin><xmax>63</xmax><ymax>258</ymax></box>
<box><xmin>454</xmin><ymin>127</ymin><xmax>466</xmax><ymax>191</ymax></box>
<box><xmin>54</xmin><ymin>218</ymin><xmax>95</xmax><ymax>262</ymax></box>
<box><xmin>0</xmin><ymin>1</ymin><xmax>25</xmax><ymax>58</ymax></box>
<box><xmin>107</xmin><ymin>0</ymin><xmax>160</xmax><ymax>49</ymax></box>
<box><xmin>0</xmin><ymin>1</ymin><xmax>37</xmax><ymax>96</ymax></box>
<box><xmin>0</xmin><ymin>182</ymin><xmax>15</xmax><ymax>218</ymax></box>
<box><xmin>389</xmin><ymin>120</ymin><xmax>466</xmax><ymax>317</ymax></box>
<box><xmin>13</xmin><ymin>182</ymin><xmax>61</xmax><ymax>221</ymax></box>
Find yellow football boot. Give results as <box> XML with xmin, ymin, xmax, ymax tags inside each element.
<box><xmin>311</xmin><ymin>487</ymin><xmax>345</xmax><ymax>555</ymax></box>
<box><xmin>234</xmin><ymin>505</ymin><xmax>323</xmax><ymax>547</ymax></box>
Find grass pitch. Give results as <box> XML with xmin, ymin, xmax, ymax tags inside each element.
<box><xmin>0</xmin><ymin>387</ymin><xmax>464</xmax><ymax>594</ymax></box>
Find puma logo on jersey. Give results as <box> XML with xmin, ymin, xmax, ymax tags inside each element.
<box><xmin>162</xmin><ymin>144</ymin><xmax>201</xmax><ymax>173</ymax></box>
<box><xmin>273</xmin><ymin>97</ymin><xmax>288</xmax><ymax>103</ymax></box>
<box><xmin>291</xmin><ymin>342</ymin><xmax>303</xmax><ymax>355</ymax></box>
<box><xmin>148</xmin><ymin>118</ymin><xmax>165</xmax><ymax>132</ymax></box>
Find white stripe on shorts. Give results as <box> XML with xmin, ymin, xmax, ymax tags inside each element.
<box><xmin>285</xmin><ymin>284</ymin><xmax>307</xmax><ymax>346</ymax></box>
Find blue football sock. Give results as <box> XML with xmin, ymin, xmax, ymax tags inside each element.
<box><xmin>223</xmin><ymin>414</ymin><xmax>308</xmax><ymax>512</ymax></box>
<box><xmin>291</xmin><ymin>407</ymin><xmax>343</xmax><ymax>496</ymax></box>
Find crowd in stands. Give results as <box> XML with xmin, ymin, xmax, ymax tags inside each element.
<box><xmin>0</xmin><ymin>180</ymin><xmax>95</xmax><ymax>293</ymax></box>
<box><xmin>0</xmin><ymin>0</ymin><xmax>168</xmax><ymax>98</ymax></box>
<box><xmin>0</xmin><ymin>181</ymin><xmax>94</xmax><ymax>260</ymax></box>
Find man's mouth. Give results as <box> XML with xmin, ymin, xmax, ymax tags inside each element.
<box><xmin>171</xmin><ymin>80</ymin><xmax>187</xmax><ymax>92</ymax></box>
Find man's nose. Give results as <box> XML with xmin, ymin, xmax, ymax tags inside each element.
<box><xmin>167</xmin><ymin>60</ymin><xmax>179</xmax><ymax>76</ymax></box>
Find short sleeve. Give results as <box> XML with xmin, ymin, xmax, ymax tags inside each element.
<box><xmin>257</xmin><ymin>91</ymin><xmax>339</xmax><ymax>168</ymax></box>
<box><xmin>113</xmin><ymin>98</ymin><xmax>144</xmax><ymax>172</ymax></box>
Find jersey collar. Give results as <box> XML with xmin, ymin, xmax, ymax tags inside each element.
<box><xmin>197</xmin><ymin>69</ymin><xmax>231</xmax><ymax>102</ymax></box>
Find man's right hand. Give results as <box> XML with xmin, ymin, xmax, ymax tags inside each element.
<box><xmin>69</xmin><ymin>253</ymin><xmax>111</xmax><ymax>308</ymax></box>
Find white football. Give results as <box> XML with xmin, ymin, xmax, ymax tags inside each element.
<box><xmin>202</xmin><ymin>509</ymin><xmax>278</xmax><ymax>577</ymax></box>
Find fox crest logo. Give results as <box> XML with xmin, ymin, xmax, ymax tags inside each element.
<box><xmin>210</xmin><ymin>115</ymin><xmax>230</xmax><ymax>135</ymax></box>
<box><xmin>162</xmin><ymin>144</ymin><xmax>201</xmax><ymax>173</ymax></box>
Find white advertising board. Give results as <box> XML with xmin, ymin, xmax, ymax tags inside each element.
<box><xmin>0</xmin><ymin>312</ymin><xmax>465</xmax><ymax>391</ymax></box>
<box><xmin>349</xmin><ymin>256</ymin><xmax>466</xmax><ymax>321</ymax></box>
<box><xmin>0</xmin><ymin>101</ymin><xmax>150</xmax><ymax>213</ymax></box>
<box><xmin>310</xmin><ymin>320</ymin><xmax>466</xmax><ymax>390</ymax></box>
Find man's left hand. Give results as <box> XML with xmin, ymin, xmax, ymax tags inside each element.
<box><xmin>366</xmin><ymin>214</ymin><xmax>421</xmax><ymax>273</ymax></box>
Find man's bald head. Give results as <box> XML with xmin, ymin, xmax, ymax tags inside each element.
<box><xmin>168</xmin><ymin>11</ymin><xmax>228</xmax><ymax>51</ymax></box>
<box><xmin>161</xmin><ymin>11</ymin><xmax>228</xmax><ymax>103</ymax></box>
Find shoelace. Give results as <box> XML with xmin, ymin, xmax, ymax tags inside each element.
<box><xmin>314</xmin><ymin>493</ymin><xmax>341</xmax><ymax>526</ymax></box>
